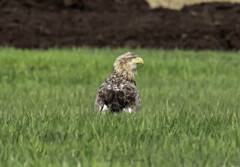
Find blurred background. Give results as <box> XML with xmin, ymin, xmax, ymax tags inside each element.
<box><xmin>147</xmin><ymin>0</ymin><xmax>239</xmax><ymax>9</ymax></box>
<box><xmin>0</xmin><ymin>0</ymin><xmax>240</xmax><ymax>50</ymax></box>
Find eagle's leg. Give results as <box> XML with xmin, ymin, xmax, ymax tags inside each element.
<box><xmin>100</xmin><ymin>104</ymin><xmax>108</xmax><ymax>114</ymax></box>
<box><xmin>128</xmin><ymin>108</ymin><xmax>132</xmax><ymax>113</ymax></box>
<box><xmin>123</xmin><ymin>107</ymin><xmax>134</xmax><ymax>113</ymax></box>
<box><xmin>101</xmin><ymin>104</ymin><xmax>108</xmax><ymax>111</ymax></box>
<box><xmin>99</xmin><ymin>104</ymin><xmax>108</xmax><ymax>111</ymax></box>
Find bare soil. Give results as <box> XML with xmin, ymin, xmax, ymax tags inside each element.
<box><xmin>0</xmin><ymin>0</ymin><xmax>240</xmax><ymax>50</ymax></box>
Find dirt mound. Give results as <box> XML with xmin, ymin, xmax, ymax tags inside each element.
<box><xmin>0</xmin><ymin>0</ymin><xmax>149</xmax><ymax>11</ymax></box>
<box><xmin>0</xmin><ymin>0</ymin><xmax>240</xmax><ymax>50</ymax></box>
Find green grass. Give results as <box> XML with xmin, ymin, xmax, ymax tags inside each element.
<box><xmin>0</xmin><ymin>47</ymin><xmax>240</xmax><ymax>167</ymax></box>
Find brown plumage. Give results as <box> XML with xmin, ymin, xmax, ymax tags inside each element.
<box><xmin>95</xmin><ymin>52</ymin><xmax>144</xmax><ymax>113</ymax></box>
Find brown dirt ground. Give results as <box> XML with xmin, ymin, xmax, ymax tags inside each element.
<box><xmin>0</xmin><ymin>0</ymin><xmax>240</xmax><ymax>50</ymax></box>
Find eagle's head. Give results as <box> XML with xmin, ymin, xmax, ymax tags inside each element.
<box><xmin>114</xmin><ymin>52</ymin><xmax>144</xmax><ymax>81</ymax></box>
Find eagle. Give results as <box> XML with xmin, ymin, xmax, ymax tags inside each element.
<box><xmin>95</xmin><ymin>52</ymin><xmax>144</xmax><ymax>113</ymax></box>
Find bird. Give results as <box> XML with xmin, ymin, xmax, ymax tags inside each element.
<box><xmin>95</xmin><ymin>52</ymin><xmax>144</xmax><ymax>113</ymax></box>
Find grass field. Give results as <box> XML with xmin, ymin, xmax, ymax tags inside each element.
<box><xmin>0</xmin><ymin>47</ymin><xmax>240</xmax><ymax>167</ymax></box>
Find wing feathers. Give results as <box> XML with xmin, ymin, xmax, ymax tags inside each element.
<box><xmin>95</xmin><ymin>73</ymin><xmax>140</xmax><ymax>112</ymax></box>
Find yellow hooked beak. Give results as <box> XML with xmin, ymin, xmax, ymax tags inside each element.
<box><xmin>133</xmin><ymin>57</ymin><xmax>144</xmax><ymax>64</ymax></box>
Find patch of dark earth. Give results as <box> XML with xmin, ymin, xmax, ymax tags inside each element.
<box><xmin>0</xmin><ymin>0</ymin><xmax>240</xmax><ymax>50</ymax></box>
